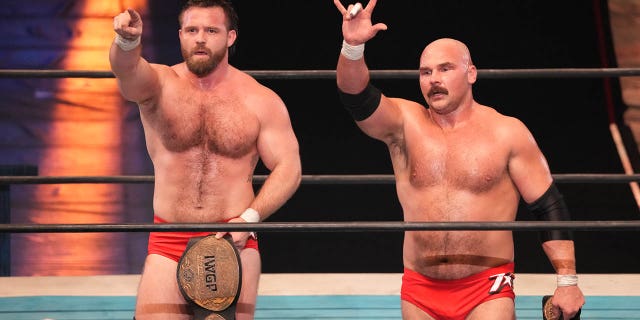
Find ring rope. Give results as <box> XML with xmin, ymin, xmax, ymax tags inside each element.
<box><xmin>1</xmin><ymin>221</ymin><xmax>639</xmax><ymax>233</ymax></box>
<box><xmin>1</xmin><ymin>174</ymin><xmax>640</xmax><ymax>185</ymax></box>
<box><xmin>1</xmin><ymin>68</ymin><xmax>640</xmax><ymax>79</ymax></box>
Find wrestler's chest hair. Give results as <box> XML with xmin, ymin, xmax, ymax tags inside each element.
<box><xmin>400</xmin><ymin>122</ymin><xmax>509</xmax><ymax>193</ymax></box>
<box><xmin>149</xmin><ymin>91</ymin><xmax>259</xmax><ymax>158</ymax></box>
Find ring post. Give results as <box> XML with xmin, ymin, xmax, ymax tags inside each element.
<box><xmin>0</xmin><ymin>165</ymin><xmax>38</xmax><ymax>276</ymax></box>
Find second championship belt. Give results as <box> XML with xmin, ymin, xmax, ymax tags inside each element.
<box><xmin>177</xmin><ymin>234</ymin><xmax>242</xmax><ymax>320</ymax></box>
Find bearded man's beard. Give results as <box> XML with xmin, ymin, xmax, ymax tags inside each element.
<box><xmin>182</xmin><ymin>46</ymin><xmax>226</xmax><ymax>77</ymax></box>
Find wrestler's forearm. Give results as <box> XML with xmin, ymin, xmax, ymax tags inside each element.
<box><xmin>109</xmin><ymin>43</ymin><xmax>159</xmax><ymax>103</ymax></box>
<box><xmin>249</xmin><ymin>159</ymin><xmax>301</xmax><ymax>220</ymax></box>
<box><xmin>542</xmin><ymin>240</ymin><xmax>577</xmax><ymax>274</ymax></box>
<box><xmin>109</xmin><ymin>41</ymin><xmax>143</xmax><ymax>78</ymax></box>
<box><xmin>337</xmin><ymin>55</ymin><xmax>371</xmax><ymax>94</ymax></box>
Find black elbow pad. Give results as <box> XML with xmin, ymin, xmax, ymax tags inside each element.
<box><xmin>527</xmin><ymin>183</ymin><xmax>574</xmax><ymax>242</ymax></box>
<box><xmin>337</xmin><ymin>83</ymin><xmax>382</xmax><ymax>121</ymax></box>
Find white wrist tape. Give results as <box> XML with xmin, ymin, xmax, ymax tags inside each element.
<box><xmin>239</xmin><ymin>208</ymin><xmax>260</xmax><ymax>223</ymax></box>
<box><xmin>349</xmin><ymin>3</ymin><xmax>363</xmax><ymax>17</ymax></box>
<box><xmin>115</xmin><ymin>34</ymin><xmax>140</xmax><ymax>51</ymax></box>
<box><xmin>341</xmin><ymin>40</ymin><xmax>365</xmax><ymax>60</ymax></box>
<box><xmin>557</xmin><ymin>274</ymin><xmax>578</xmax><ymax>287</ymax></box>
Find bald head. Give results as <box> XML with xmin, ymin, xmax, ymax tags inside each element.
<box><xmin>420</xmin><ymin>38</ymin><xmax>473</xmax><ymax>70</ymax></box>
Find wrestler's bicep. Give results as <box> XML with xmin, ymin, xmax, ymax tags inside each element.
<box><xmin>507</xmin><ymin>119</ymin><xmax>553</xmax><ymax>203</ymax></box>
<box><xmin>356</xmin><ymin>96</ymin><xmax>406</xmax><ymax>143</ymax></box>
<box><xmin>256</xmin><ymin>98</ymin><xmax>300</xmax><ymax>172</ymax></box>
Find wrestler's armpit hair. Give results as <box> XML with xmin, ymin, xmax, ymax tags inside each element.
<box><xmin>527</xmin><ymin>182</ymin><xmax>574</xmax><ymax>242</ymax></box>
<box><xmin>337</xmin><ymin>83</ymin><xmax>382</xmax><ymax>121</ymax></box>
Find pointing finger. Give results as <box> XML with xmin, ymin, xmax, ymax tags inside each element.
<box><xmin>127</xmin><ymin>8</ymin><xmax>141</xmax><ymax>24</ymax></box>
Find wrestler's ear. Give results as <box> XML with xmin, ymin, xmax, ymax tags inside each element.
<box><xmin>227</xmin><ymin>30</ymin><xmax>237</xmax><ymax>49</ymax></box>
<box><xmin>467</xmin><ymin>64</ymin><xmax>477</xmax><ymax>84</ymax></box>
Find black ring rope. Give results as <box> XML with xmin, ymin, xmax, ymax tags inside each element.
<box><xmin>2</xmin><ymin>68</ymin><xmax>639</xmax><ymax>235</ymax></box>
<box><xmin>1</xmin><ymin>174</ymin><xmax>639</xmax><ymax>185</ymax></box>
<box><xmin>1</xmin><ymin>221</ymin><xmax>638</xmax><ymax>233</ymax></box>
<box><xmin>2</xmin><ymin>68</ymin><xmax>640</xmax><ymax>79</ymax></box>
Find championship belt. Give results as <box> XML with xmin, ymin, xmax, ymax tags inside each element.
<box><xmin>542</xmin><ymin>295</ymin><xmax>581</xmax><ymax>320</ymax></box>
<box><xmin>177</xmin><ymin>234</ymin><xmax>242</xmax><ymax>320</ymax></box>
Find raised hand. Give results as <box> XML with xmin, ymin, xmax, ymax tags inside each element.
<box><xmin>113</xmin><ymin>8</ymin><xmax>142</xmax><ymax>41</ymax></box>
<box><xmin>333</xmin><ymin>0</ymin><xmax>388</xmax><ymax>45</ymax></box>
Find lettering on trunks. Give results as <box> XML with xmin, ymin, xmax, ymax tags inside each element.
<box><xmin>488</xmin><ymin>272</ymin><xmax>514</xmax><ymax>294</ymax></box>
<box><xmin>204</xmin><ymin>255</ymin><xmax>217</xmax><ymax>292</ymax></box>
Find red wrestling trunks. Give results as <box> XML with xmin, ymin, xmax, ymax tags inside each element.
<box><xmin>148</xmin><ymin>215</ymin><xmax>259</xmax><ymax>262</ymax></box>
<box><xmin>401</xmin><ymin>262</ymin><xmax>515</xmax><ymax>320</ymax></box>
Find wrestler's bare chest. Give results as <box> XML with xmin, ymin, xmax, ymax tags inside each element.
<box><xmin>146</xmin><ymin>88</ymin><xmax>259</xmax><ymax>158</ymax></box>
<box><xmin>404</xmin><ymin>124</ymin><xmax>508</xmax><ymax>193</ymax></box>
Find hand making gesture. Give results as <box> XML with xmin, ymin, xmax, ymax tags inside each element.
<box><xmin>333</xmin><ymin>0</ymin><xmax>388</xmax><ymax>45</ymax></box>
<box><xmin>113</xmin><ymin>8</ymin><xmax>142</xmax><ymax>51</ymax></box>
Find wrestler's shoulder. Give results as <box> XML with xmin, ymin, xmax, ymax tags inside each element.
<box><xmin>388</xmin><ymin>97</ymin><xmax>426</xmax><ymax>115</ymax></box>
<box><xmin>155</xmin><ymin>62</ymin><xmax>181</xmax><ymax>75</ymax></box>
<box><xmin>477</xmin><ymin>104</ymin><xmax>526</xmax><ymax>127</ymax></box>
<box><xmin>233</xmin><ymin>68</ymin><xmax>286</xmax><ymax>102</ymax></box>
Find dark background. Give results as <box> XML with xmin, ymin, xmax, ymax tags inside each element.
<box><xmin>2</xmin><ymin>0</ymin><xmax>639</xmax><ymax>275</ymax></box>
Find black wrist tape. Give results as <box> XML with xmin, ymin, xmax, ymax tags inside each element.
<box><xmin>527</xmin><ymin>183</ymin><xmax>574</xmax><ymax>242</ymax></box>
<box><xmin>337</xmin><ymin>83</ymin><xmax>382</xmax><ymax>121</ymax></box>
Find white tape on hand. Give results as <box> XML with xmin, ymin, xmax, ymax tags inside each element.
<box><xmin>557</xmin><ymin>274</ymin><xmax>578</xmax><ymax>287</ymax></box>
<box><xmin>349</xmin><ymin>3</ymin><xmax>363</xmax><ymax>17</ymax></box>
<box><xmin>239</xmin><ymin>208</ymin><xmax>260</xmax><ymax>223</ymax></box>
<box><xmin>341</xmin><ymin>40</ymin><xmax>365</xmax><ymax>60</ymax></box>
<box><xmin>115</xmin><ymin>34</ymin><xmax>140</xmax><ymax>51</ymax></box>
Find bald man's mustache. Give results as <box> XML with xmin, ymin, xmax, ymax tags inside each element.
<box><xmin>428</xmin><ymin>86</ymin><xmax>448</xmax><ymax>97</ymax></box>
